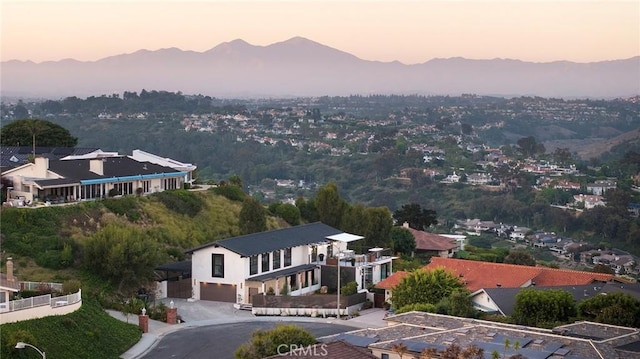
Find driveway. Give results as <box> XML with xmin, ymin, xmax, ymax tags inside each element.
<box><xmin>142</xmin><ymin>321</ymin><xmax>354</xmax><ymax>359</ymax></box>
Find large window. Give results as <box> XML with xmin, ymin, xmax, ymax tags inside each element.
<box><xmin>212</xmin><ymin>254</ymin><xmax>224</xmax><ymax>278</ymax></box>
<box><xmin>273</xmin><ymin>250</ymin><xmax>281</xmax><ymax>270</ymax></box>
<box><xmin>311</xmin><ymin>246</ymin><xmax>318</xmax><ymax>262</ymax></box>
<box><xmin>262</xmin><ymin>252</ymin><xmax>270</xmax><ymax>273</ymax></box>
<box><xmin>250</xmin><ymin>255</ymin><xmax>258</xmax><ymax>275</ymax></box>
<box><xmin>284</xmin><ymin>248</ymin><xmax>292</xmax><ymax>267</ymax></box>
<box><xmin>327</xmin><ymin>244</ymin><xmax>333</xmax><ymax>258</ymax></box>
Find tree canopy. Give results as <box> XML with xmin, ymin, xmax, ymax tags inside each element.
<box><xmin>391</xmin><ymin>267</ymin><xmax>466</xmax><ymax>309</ymax></box>
<box><xmin>393</xmin><ymin>203</ymin><xmax>438</xmax><ymax>230</ymax></box>
<box><xmin>239</xmin><ymin>197</ymin><xmax>267</xmax><ymax>235</ymax></box>
<box><xmin>503</xmin><ymin>251</ymin><xmax>536</xmax><ymax>266</ymax></box>
<box><xmin>0</xmin><ymin>118</ymin><xmax>78</xmax><ymax>147</ymax></box>
<box><xmin>390</xmin><ymin>226</ymin><xmax>416</xmax><ymax>255</ymax></box>
<box><xmin>577</xmin><ymin>292</ymin><xmax>640</xmax><ymax>327</ymax></box>
<box><xmin>512</xmin><ymin>288</ymin><xmax>576</xmax><ymax>327</ymax></box>
<box><xmin>233</xmin><ymin>324</ymin><xmax>316</xmax><ymax>359</ymax></box>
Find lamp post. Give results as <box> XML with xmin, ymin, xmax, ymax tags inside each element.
<box><xmin>326</xmin><ymin>233</ymin><xmax>363</xmax><ymax>320</ymax></box>
<box><xmin>336</xmin><ymin>246</ymin><xmax>341</xmax><ymax>319</ymax></box>
<box><xmin>15</xmin><ymin>342</ymin><xmax>46</xmax><ymax>359</ymax></box>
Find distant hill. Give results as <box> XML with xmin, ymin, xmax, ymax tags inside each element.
<box><xmin>2</xmin><ymin>37</ymin><xmax>639</xmax><ymax>99</ymax></box>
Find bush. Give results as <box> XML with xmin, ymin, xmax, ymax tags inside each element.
<box><xmin>152</xmin><ymin>190</ymin><xmax>204</xmax><ymax>217</ymax></box>
<box><xmin>101</xmin><ymin>196</ymin><xmax>141</xmax><ymax>221</ymax></box>
<box><xmin>341</xmin><ymin>281</ymin><xmax>358</xmax><ymax>296</ymax></box>
<box><xmin>211</xmin><ymin>184</ymin><xmax>246</xmax><ymax>201</ymax></box>
<box><xmin>62</xmin><ymin>279</ymin><xmax>82</xmax><ymax>295</ymax></box>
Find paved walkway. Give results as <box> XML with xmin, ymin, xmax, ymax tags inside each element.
<box><xmin>109</xmin><ymin>298</ymin><xmax>388</xmax><ymax>359</ymax></box>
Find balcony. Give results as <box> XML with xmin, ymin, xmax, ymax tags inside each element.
<box><xmin>324</xmin><ymin>248</ymin><xmax>393</xmax><ymax>267</ymax></box>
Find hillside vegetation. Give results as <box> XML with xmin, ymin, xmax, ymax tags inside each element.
<box><xmin>0</xmin><ymin>188</ymin><xmax>280</xmax><ymax>288</ymax></box>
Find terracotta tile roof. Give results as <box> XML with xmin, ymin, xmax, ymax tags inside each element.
<box><xmin>375</xmin><ymin>271</ymin><xmax>408</xmax><ymax>290</ymax></box>
<box><xmin>407</xmin><ymin>228</ymin><xmax>459</xmax><ymax>251</ymax></box>
<box><xmin>532</xmin><ymin>267</ymin><xmax>614</xmax><ymax>287</ymax></box>
<box><xmin>425</xmin><ymin>257</ymin><xmax>541</xmax><ymax>292</ymax></box>
<box><xmin>425</xmin><ymin>258</ymin><xmax>615</xmax><ymax>292</ymax></box>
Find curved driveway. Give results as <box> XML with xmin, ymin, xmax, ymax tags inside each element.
<box><xmin>142</xmin><ymin>321</ymin><xmax>354</xmax><ymax>359</ymax></box>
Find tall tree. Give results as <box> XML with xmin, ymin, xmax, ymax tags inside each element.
<box><xmin>239</xmin><ymin>197</ymin><xmax>267</xmax><ymax>235</ymax></box>
<box><xmin>390</xmin><ymin>226</ymin><xmax>416</xmax><ymax>256</ymax></box>
<box><xmin>315</xmin><ymin>182</ymin><xmax>347</xmax><ymax>228</ymax></box>
<box><xmin>393</xmin><ymin>203</ymin><xmax>438</xmax><ymax>230</ymax></box>
<box><xmin>364</xmin><ymin>206</ymin><xmax>393</xmax><ymax>249</ymax></box>
<box><xmin>0</xmin><ymin>118</ymin><xmax>78</xmax><ymax>149</ymax></box>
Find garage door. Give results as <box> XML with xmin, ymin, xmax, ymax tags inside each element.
<box><xmin>200</xmin><ymin>282</ymin><xmax>236</xmax><ymax>303</ymax></box>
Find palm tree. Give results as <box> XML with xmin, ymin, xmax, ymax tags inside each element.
<box><xmin>391</xmin><ymin>342</ymin><xmax>408</xmax><ymax>359</ymax></box>
<box><xmin>503</xmin><ymin>338</ymin><xmax>511</xmax><ymax>358</ymax></box>
<box><xmin>26</xmin><ymin>119</ymin><xmax>44</xmax><ymax>161</ymax></box>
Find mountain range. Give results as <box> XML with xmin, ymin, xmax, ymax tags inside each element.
<box><xmin>2</xmin><ymin>37</ymin><xmax>639</xmax><ymax>99</ymax></box>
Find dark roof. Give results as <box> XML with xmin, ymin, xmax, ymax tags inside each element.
<box><xmin>481</xmin><ymin>284</ymin><xmax>604</xmax><ymax>316</ymax></box>
<box><xmin>265</xmin><ymin>341</ymin><xmax>378</xmax><ymax>359</ymax></box>
<box><xmin>186</xmin><ymin>222</ymin><xmax>342</xmax><ymax>257</ymax></box>
<box><xmin>0</xmin><ymin>146</ymin><xmax>100</xmax><ymax>170</ymax></box>
<box><xmin>155</xmin><ymin>260</ymin><xmax>192</xmax><ymax>273</ymax></box>
<box><xmin>49</xmin><ymin>157</ymin><xmax>180</xmax><ymax>180</ymax></box>
<box><xmin>34</xmin><ymin>177</ymin><xmax>81</xmax><ymax>188</ymax></box>
<box><xmin>246</xmin><ymin>264</ymin><xmax>317</xmax><ymax>282</ymax></box>
<box><xmin>600</xmin><ymin>281</ymin><xmax>640</xmax><ymax>300</ymax></box>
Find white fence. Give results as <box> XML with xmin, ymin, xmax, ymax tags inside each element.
<box><xmin>7</xmin><ymin>289</ymin><xmax>82</xmax><ymax>312</ymax></box>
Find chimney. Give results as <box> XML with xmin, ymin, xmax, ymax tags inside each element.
<box><xmin>6</xmin><ymin>257</ymin><xmax>14</xmax><ymax>281</ymax></box>
<box><xmin>90</xmin><ymin>159</ymin><xmax>104</xmax><ymax>175</ymax></box>
<box><xmin>402</xmin><ymin>222</ymin><xmax>409</xmax><ymax>229</ymax></box>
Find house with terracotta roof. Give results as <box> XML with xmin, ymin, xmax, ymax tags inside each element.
<box><xmin>377</xmin><ymin>257</ymin><xmax>615</xmax><ymax>305</ymax></box>
<box><xmin>402</xmin><ymin>224</ymin><xmax>461</xmax><ymax>258</ymax></box>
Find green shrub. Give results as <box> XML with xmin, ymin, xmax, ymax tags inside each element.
<box><xmin>211</xmin><ymin>184</ymin><xmax>246</xmax><ymax>201</ymax></box>
<box><xmin>62</xmin><ymin>280</ymin><xmax>82</xmax><ymax>295</ymax></box>
<box><xmin>340</xmin><ymin>281</ymin><xmax>358</xmax><ymax>296</ymax></box>
<box><xmin>101</xmin><ymin>196</ymin><xmax>141</xmax><ymax>221</ymax></box>
<box><xmin>152</xmin><ymin>190</ymin><xmax>204</xmax><ymax>217</ymax></box>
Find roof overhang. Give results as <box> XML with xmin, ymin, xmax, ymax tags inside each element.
<box><xmin>326</xmin><ymin>233</ymin><xmax>364</xmax><ymax>243</ymax></box>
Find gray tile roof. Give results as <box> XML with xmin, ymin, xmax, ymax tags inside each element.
<box><xmin>186</xmin><ymin>222</ymin><xmax>343</xmax><ymax>257</ymax></box>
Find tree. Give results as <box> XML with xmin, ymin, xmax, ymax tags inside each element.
<box><xmin>391</xmin><ymin>268</ymin><xmax>465</xmax><ymax>309</ymax></box>
<box><xmin>393</xmin><ymin>203</ymin><xmax>438</xmax><ymax>230</ymax></box>
<box><xmin>503</xmin><ymin>251</ymin><xmax>536</xmax><ymax>266</ymax></box>
<box><xmin>234</xmin><ymin>324</ymin><xmax>316</xmax><ymax>359</ymax></box>
<box><xmin>364</xmin><ymin>206</ymin><xmax>394</xmax><ymax>249</ymax></box>
<box><xmin>83</xmin><ymin>224</ymin><xmax>161</xmax><ymax>291</ymax></box>
<box><xmin>0</xmin><ymin>118</ymin><xmax>78</xmax><ymax>148</ymax></box>
<box><xmin>239</xmin><ymin>197</ymin><xmax>267</xmax><ymax>235</ymax></box>
<box><xmin>578</xmin><ymin>292</ymin><xmax>640</xmax><ymax>327</ymax></box>
<box><xmin>391</xmin><ymin>342</ymin><xmax>409</xmax><ymax>359</ymax></box>
<box><xmin>274</xmin><ymin>203</ymin><xmax>301</xmax><ymax>226</ymax></box>
<box><xmin>512</xmin><ymin>288</ymin><xmax>576</xmax><ymax>327</ymax></box>
<box><xmin>516</xmin><ymin>136</ymin><xmax>544</xmax><ymax>158</ymax></box>
<box><xmin>391</xmin><ymin>226</ymin><xmax>416</xmax><ymax>255</ymax></box>
<box><xmin>315</xmin><ymin>182</ymin><xmax>347</xmax><ymax>228</ymax></box>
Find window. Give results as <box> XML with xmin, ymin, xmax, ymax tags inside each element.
<box><xmin>262</xmin><ymin>252</ymin><xmax>270</xmax><ymax>273</ymax></box>
<box><xmin>311</xmin><ymin>246</ymin><xmax>318</xmax><ymax>262</ymax></box>
<box><xmin>284</xmin><ymin>248</ymin><xmax>292</xmax><ymax>267</ymax></box>
<box><xmin>327</xmin><ymin>244</ymin><xmax>333</xmax><ymax>258</ymax></box>
<box><xmin>212</xmin><ymin>254</ymin><xmax>224</xmax><ymax>278</ymax></box>
<box><xmin>289</xmin><ymin>273</ymin><xmax>297</xmax><ymax>288</ymax></box>
<box><xmin>381</xmin><ymin>354</ymin><xmax>390</xmax><ymax>359</ymax></box>
<box><xmin>273</xmin><ymin>250</ymin><xmax>281</xmax><ymax>269</ymax></box>
<box><xmin>250</xmin><ymin>255</ymin><xmax>258</xmax><ymax>275</ymax></box>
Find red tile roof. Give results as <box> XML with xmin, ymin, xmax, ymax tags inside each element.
<box><xmin>375</xmin><ymin>271</ymin><xmax>409</xmax><ymax>290</ymax></box>
<box><xmin>407</xmin><ymin>228</ymin><xmax>459</xmax><ymax>251</ymax></box>
<box><xmin>424</xmin><ymin>257</ymin><xmax>614</xmax><ymax>292</ymax></box>
<box><xmin>425</xmin><ymin>257</ymin><xmax>541</xmax><ymax>292</ymax></box>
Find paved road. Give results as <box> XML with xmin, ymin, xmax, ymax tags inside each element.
<box><xmin>141</xmin><ymin>321</ymin><xmax>353</xmax><ymax>359</ymax></box>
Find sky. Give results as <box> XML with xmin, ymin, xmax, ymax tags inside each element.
<box><xmin>1</xmin><ymin>0</ymin><xmax>639</xmax><ymax>64</ymax></box>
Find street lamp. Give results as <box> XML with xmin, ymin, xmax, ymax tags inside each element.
<box><xmin>15</xmin><ymin>342</ymin><xmax>46</xmax><ymax>359</ymax></box>
<box><xmin>326</xmin><ymin>233</ymin><xmax>363</xmax><ymax>320</ymax></box>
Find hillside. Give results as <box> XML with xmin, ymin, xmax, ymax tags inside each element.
<box><xmin>0</xmin><ymin>188</ymin><xmax>281</xmax><ymax>285</ymax></box>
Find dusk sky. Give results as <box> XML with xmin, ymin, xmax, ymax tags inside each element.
<box><xmin>2</xmin><ymin>0</ymin><xmax>639</xmax><ymax>64</ymax></box>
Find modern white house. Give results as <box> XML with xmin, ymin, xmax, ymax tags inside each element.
<box><xmin>130</xmin><ymin>149</ymin><xmax>197</xmax><ymax>185</ymax></box>
<box><xmin>185</xmin><ymin>222</ymin><xmax>395</xmax><ymax>305</ymax></box>
<box><xmin>2</xmin><ymin>152</ymin><xmax>189</xmax><ymax>204</ymax></box>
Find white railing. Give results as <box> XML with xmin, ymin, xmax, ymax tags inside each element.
<box><xmin>7</xmin><ymin>289</ymin><xmax>82</xmax><ymax>312</ymax></box>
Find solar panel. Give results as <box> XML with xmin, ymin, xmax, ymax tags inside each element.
<box><xmin>329</xmin><ymin>333</ymin><xmax>380</xmax><ymax>347</ymax></box>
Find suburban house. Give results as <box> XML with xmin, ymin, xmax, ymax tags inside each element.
<box><xmin>467</xmin><ymin>173</ymin><xmax>493</xmax><ymax>185</ymax></box>
<box><xmin>376</xmin><ymin>257</ymin><xmax>615</xmax><ymax>305</ymax></box>
<box><xmin>130</xmin><ymin>149</ymin><xmax>197</xmax><ymax>185</ymax></box>
<box><xmin>0</xmin><ymin>258</ymin><xmax>20</xmax><ymax>312</ymax></box>
<box><xmin>402</xmin><ymin>224</ymin><xmax>461</xmax><ymax>258</ymax></box>
<box><xmin>185</xmin><ymin>222</ymin><xmax>394</xmax><ymax>305</ymax></box>
<box><xmin>1</xmin><ymin>150</ymin><xmax>192</xmax><ymax>204</ymax></box>
<box><xmin>318</xmin><ymin>311</ymin><xmax>640</xmax><ymax>359</ymax></box>
<box><xmin>586</xmin><ymin>179</ymin><xmax>617</xmax><ymax>195</ymax></box>
<box><xmin>470</xmin><ymin>281</ymin><xmax>640</xmax><ymax>316</ymax></box>
<box><xmin>573</xmin><ymin>194</ymin><xmax>606</xmax><ymax>209</ymax></box>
